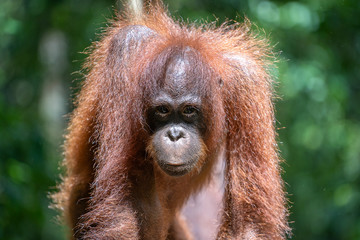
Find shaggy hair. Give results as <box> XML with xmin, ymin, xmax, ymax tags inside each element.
<box><xmin>53</xmin><ymin>2</ymin><xmax>290</xmax><ymax>239</ymax></box>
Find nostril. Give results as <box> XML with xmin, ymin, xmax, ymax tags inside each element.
<box><xmin>167</xmin><ymin>127</ymin><xmax>184</xmax><ymax>142</ymax></box>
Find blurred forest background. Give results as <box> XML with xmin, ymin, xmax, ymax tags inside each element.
<box><xmin>1</xmin><ymin>0</ymin><xmax>359</xmax><ymax>239</ymax></box>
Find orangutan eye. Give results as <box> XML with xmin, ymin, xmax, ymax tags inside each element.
<box><xmin>182</xmin><ymin>106</ymin><xmax>198</xmax><ymax>116</ymax></box>
<box><xmin>155</xmin><ymin>105</ymin><xmax>170</xmax><ymax>115</ymax></box>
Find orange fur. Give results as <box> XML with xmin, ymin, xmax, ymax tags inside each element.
<box><xmin>53</xmin><ymin>2</ymin><xmax>290</xmax><ymax>239</ymax></box>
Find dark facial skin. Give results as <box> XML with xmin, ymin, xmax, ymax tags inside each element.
<box><xmin>147</xmin><ymin>52</ymin><xmax>206</xmax><ymax>176</ymax></box>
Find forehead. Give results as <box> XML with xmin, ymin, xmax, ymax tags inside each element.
<box><xmin>152</xmin><ymin>91</ymin><xmax>202</xmax><ymax>107</ymax></box>
<box><xmin>162</xmin><ymin>48</ymin><xmax>203</xmax><ymax>97</ymax></box>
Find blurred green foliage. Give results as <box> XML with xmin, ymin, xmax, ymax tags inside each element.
<box><xmin>0</xmin><ymin>0</ymin><xmax>359</xmax><ymax>239</ymax></box>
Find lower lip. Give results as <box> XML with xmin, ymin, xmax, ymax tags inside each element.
<box><xmin>163</xmin><ymin>164</ymin><xmax>188</xmax><ymax>176</ymax></box>
<box><xmin>167</xmin><ymin>163</ymin><xmax>186</xmax><ymax>167</ymax></box>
